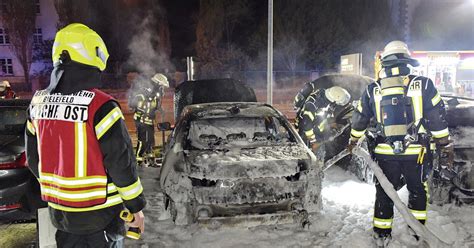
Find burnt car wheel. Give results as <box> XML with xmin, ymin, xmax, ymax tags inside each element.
<box><xmin>165</xmin><ymin>194</ymin><xmax>193</xmax><ymax>225</ymax></box>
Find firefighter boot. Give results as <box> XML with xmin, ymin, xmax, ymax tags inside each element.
<box><xmin>373</xmin><ymin>232</ymin><xmax>392</xmax><ymax>248</ymax></box>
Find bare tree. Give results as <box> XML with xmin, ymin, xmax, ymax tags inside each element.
<box><xmin>195</xmin><ymin>0</ymin><xmax>225</xmax><ymax>77</ymax></box>
<box><xmin>1</xmin><ymin>0</ymin><xmax>36</xmax><ymax>90</ymax></box>
<box><xmin>273</xmin><ymin>0</ymin><xmax>310</xmax><ymax>72</ymax></box>
<box><xmin>53</xmin><ymin>0</ymin><xmax>90</xmax><ymax>28</ymax></box>
<box><xmin>195</xmin><ymin>0</ymin><xmax>252</xmax><ymax>78</ymax></box>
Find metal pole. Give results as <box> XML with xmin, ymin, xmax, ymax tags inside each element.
<box><xmin>187</xmin><ymin>56</ymin><xmax>194</xmax><ymax>81</ymax></box>
<box><xmin>267</xmin><ymin>0</ymin><xmax>273</xmax><ymax>105</ymax></box>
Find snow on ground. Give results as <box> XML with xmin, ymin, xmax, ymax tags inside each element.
<box><xmin>126</xmin><ymin>166</ymin><xmax>474</xmax><ymax>248</ymax></box>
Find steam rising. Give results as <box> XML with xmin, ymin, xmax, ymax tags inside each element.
<box><xmin>126</xmin><ymin>7</ymin><xmax>174</xmax><ymax>95</ymax></box>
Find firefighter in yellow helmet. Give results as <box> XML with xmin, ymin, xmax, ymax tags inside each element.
<box><xmin>128</xmin><ymin>73</ymin><xmax>169</xmax><ymax>166</ymax></box>
<box><xmin>294</xmin><ymin>84</ymin><xmax>351</xmax><ymax>157</ymax></box>
<box><xmin>348</xmin><ymin>40</ymin><xmax>452</xmax><ymax>247</ymax></box>
<box><xmin>25</xmin><ymin>23</ymin><xmax>146</xmax><ymax>247</ymax></box>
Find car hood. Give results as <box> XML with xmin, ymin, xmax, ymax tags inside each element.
<box><xmin>185</xmin><ymin>144</ymin><xmax>312</xmax><ymax>180</ymax></box>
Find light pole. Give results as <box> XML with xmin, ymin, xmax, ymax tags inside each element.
<box><xmin>267</xmin><ymin>0</ymin><xmax>273</xmax><ymax>105</ymax></box>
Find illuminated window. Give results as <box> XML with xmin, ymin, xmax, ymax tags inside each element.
<box><xmin>33</xmin><ymin>28</ymin><xmax>42</xmax><ymax>43</ymax></box>
<box><xmin>0</xmin><ymin>58</ymin><xmax>14</xmax><ymax>75</ymax></box>
<box><xmin>0</xmin><ymin>28</ymin><xmax>10</xmax><ymax>45</ymax></box>
<box><xmin>35</xmin><ymin>0</ymin><xmax>40</xmax><ymax>14</ymax></box>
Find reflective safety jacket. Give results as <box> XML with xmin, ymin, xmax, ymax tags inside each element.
<box><xmin>297</xmin><ymin>89</ymin><xmax>333</xmax><ymax>144</ymax></box>
<box><xmin>27</xmin><ymin>89</ymin><xmax>145</xmax><ymax>211</ymax></box>
<box><xmin>351</xmin><ymin>75</ymin><xmax>449</xmax><ymax>160</ymax></box>
<box><xmin>129</xmin><ymin>88</ymin><xmax>163</xmax><ymax>125</ymax></box>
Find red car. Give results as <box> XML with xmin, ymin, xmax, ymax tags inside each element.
<box><xmin>0</xmin><ymin>99</ymin><xmax>45</xmax><ymax>223</ymax></box>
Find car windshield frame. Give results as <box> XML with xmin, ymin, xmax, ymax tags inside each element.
<box><xmin>183</xmin><ymin>113</ymin><xmax>298</xmax><ymax>150</ymax></box>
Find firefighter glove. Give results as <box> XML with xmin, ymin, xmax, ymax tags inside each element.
<box><xmin>438</xmin><ymin>141</ymin><xmax>454</xmax><ymax>170</ymax></box>
<box><xmin>347</xmin><ymin>138</ymin><xmax>358</xmax><ymax>154</ymax></box>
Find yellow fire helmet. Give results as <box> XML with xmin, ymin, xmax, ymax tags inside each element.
<box><xmin>52</xmin><ymin>23</ymin><xmax>109</xmax><ymax>71</ymax></box>
<box><xmin>151</xmin><ymin>73</ymin><xmax>169</xmax><ymax>88</ymax></box>
<box><xmin>325</xmin><ymin>86</ymin><xmax>351</xmax><ymax>106</ymax></box>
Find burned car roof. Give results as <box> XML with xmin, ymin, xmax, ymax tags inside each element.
<box><xmin>181</xmin><ymin>102</ymin><xmax>280</xmax><ymax>119</ymax></box>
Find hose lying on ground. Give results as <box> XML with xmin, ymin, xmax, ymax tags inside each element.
<box><xmin>352</xmin><ymin>145</ymin><xmax>451</xmax><ymax>248</ymax></box>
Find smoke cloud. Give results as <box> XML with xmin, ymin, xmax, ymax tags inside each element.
<box><xmin>126</xmin><ymin>6</ymin><xmax>174</xmax><ymax>96</ymax></box>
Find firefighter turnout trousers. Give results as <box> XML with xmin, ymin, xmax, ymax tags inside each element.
<box><xmin>55</xmin><ymin>216</ymin><xmax>124</xmax><ymax>248</ymax></box>
<box><xmin>135</xmin><ymin>121</ymin><xmax>155</xmax><ymax>162</ymax></box>
<box><xmin>373</xmin><ymin>158</ymin><xmax>428</xmax><ymax>236</ymax></box>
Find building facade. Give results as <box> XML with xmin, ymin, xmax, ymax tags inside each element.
<box><xmin>0</xmin><ymin>0</ymin><xmax>58</xmax><ymax>91</ymax></box>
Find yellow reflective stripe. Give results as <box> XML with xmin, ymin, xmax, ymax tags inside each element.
<box><xmin>41</xmin><ymin>184</ymin><xmax>106</xmax><ymax>195</ymax></box>
<box><xmin>26</xmin><ymin>120</ymin><xmax>36</xmax><ymax>135</ymax></box>
<box><xmin>136</xmin><ymin>140</ymin><xmax>143</xmax><ymax>161</ymax></box>
<box><xmin>41</xmin><ymin>186</ymin><xmax>106</xmax><ymax>202</ymax></box>
<box><xmin>357</xmin><ymin>101</ymin><xmax>362</xmax><ymax>112</ymax></box>
<box><xmin>48</xmin><ymin>194</ymin><xmax>123</xmax><ymax>212</ymax></box>
<box><xmin>419</xmin><ymin>125</ymin><xmax>426</xmax><ymax>133</ymax></box>
<box><xmin>32</xmin><ymin>120</ymin><xmax>43</xmax><ymax>177</ymax></box>
<box><xmin>74</xmin><ymin>122</ymin><xmax>87</xmax><ymax>177</ymax></box>
<box><xmin>303</xmin><ymin>110</ymin><xmax>315</xmax><ymax>121</ymax></box>
<box><xmin>374</xmin><ymin>89</ymin><xmax>382</xmax><ymax>123</ymax></box>
<box><xmin>374</xmin><ymin>144</ymin><xmax>422</xmax><ymax>155</ymax></box>
<box><xmin>108</xmin><ymin>183</ymin><xmax>118</xmax><ymax>193</ymax></box>
<box><xmin>95</xmin><ymin>107</ymin><xmax>124</xmax><ymax>139</ymax></box>
<box><xmin>318</xmin><ymin>119</ymin><xmax>327</xmax><ymax>132</ymax></box>
<box><xmin>117</xmin><ymin>178</ymin><xmax>144</xmax><ymax>201</ymax></box>
<box><xmin>391</xmin><ymin>67</ymin><xmax>400</xmax><ymax>75</ymax></box>
<box><xmin>40</xmin><ymin>180</ymin><xmax>107</xmax><ymax>189</ymax></box>
<box><xmin>40</xmin><ymin>172</ymin><xmax>107</xmax><ymax>181</ymax></box>
<box><xmin>350</xmin><ymin>128</ymin><xmax>365</xmax><ymax>138</ymax></box>
<box><xmin>304</xmin><ymin>129</ymin><xmax>315</xmax><ymax>140</ymax></box>
<box><xmin>431</xmin><ymin>128</ymin><xmax>449</xmax><ymax>138</ymax></box>
<box><xmin>39</xmin><ymin>173</ymin><xmax>107</xmax><ymax>187</ymax></box>
<box><xmin>373</xmin><ymin>217</ymin><xmax>392</xmax><ymax>229</ymax></box>
<box><xmin>382</xmin><ymin>87</ymin><xmax>404</xmax><ymax>96</ymax></box>
<box><xmin>410</xmin><ymin>209</ymin><xmax>427</xmax><ymax>220</ymax></box>
<box><xmin>431</xmin><ymin>93</ymin><xmax>441</xmax><ymax>106</ymax></box>
<box><xmin>412</xmin><ymin>95</ymin><xmax>423</xmax><ymax>123</ymax></box>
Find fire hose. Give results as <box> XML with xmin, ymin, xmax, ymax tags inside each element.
<box><xmin>352</xmin><ymin>140</ymin><xmax>451</xmax><ymax>247</ymax></box>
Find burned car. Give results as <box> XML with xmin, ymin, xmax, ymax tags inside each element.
<box><xmin>160</xmin><ymin>102</ymin><xmax>321</xmax><ymax>225</ymax></box>
<box><xmin>0</xmin><ymin>99</ymin><xmax>45</xmax><ymax>222</ymax></box>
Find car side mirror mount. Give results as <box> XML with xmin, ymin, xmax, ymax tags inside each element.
<box><xmin>158</xmin><ymin>122</ymin><xmax>172</xmax><ymax>131</ymax></box>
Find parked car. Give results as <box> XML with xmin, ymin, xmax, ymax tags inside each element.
<box><xmin>0</xmin><ymin>99</ymin><xmax>45</xmax><ymax>223</ymax></box>
<box><xmin>160</xmin><ymin>102</ymin><xmax>322</xmax><ymax>225</ymax></box>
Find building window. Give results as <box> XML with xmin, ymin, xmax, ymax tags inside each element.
<box><xmin>0</xmin><ymin>28</ymin><xmax>10</xmax><ymax>45</ymax></box>
<box><xmin>33</xmin><ymin>28</ymin><xmax>42</xmax><ymax>44</ymax></box>
<box><xmin>0</xmin><ymin>58</ymin><xmax>14</xmax><ymax>75</ymax></box>
<box><xmin>35</xmin><ymin>0</ymin><xmax>40</xmax><ymax>14</ymax></box>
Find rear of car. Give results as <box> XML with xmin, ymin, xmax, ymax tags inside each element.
<box><xmin>0</xmin><ymin>99</ymin><xmax>44</xmax><ymax>222</ymax></box>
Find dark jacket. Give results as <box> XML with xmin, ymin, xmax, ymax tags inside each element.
<box><xmin>350</xmin><ymin>74</ymin><xmax>449</xmax><ymax>160</ymax></box>
<box><xmin>25</xmin><ymin>62</ymin><xmax>146</xmax><ymax>234</ymax></box>
<box><xmin>297</xmin><ymin>89</ymin><xmax>334</xmax><ymax>144</ymax></box>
